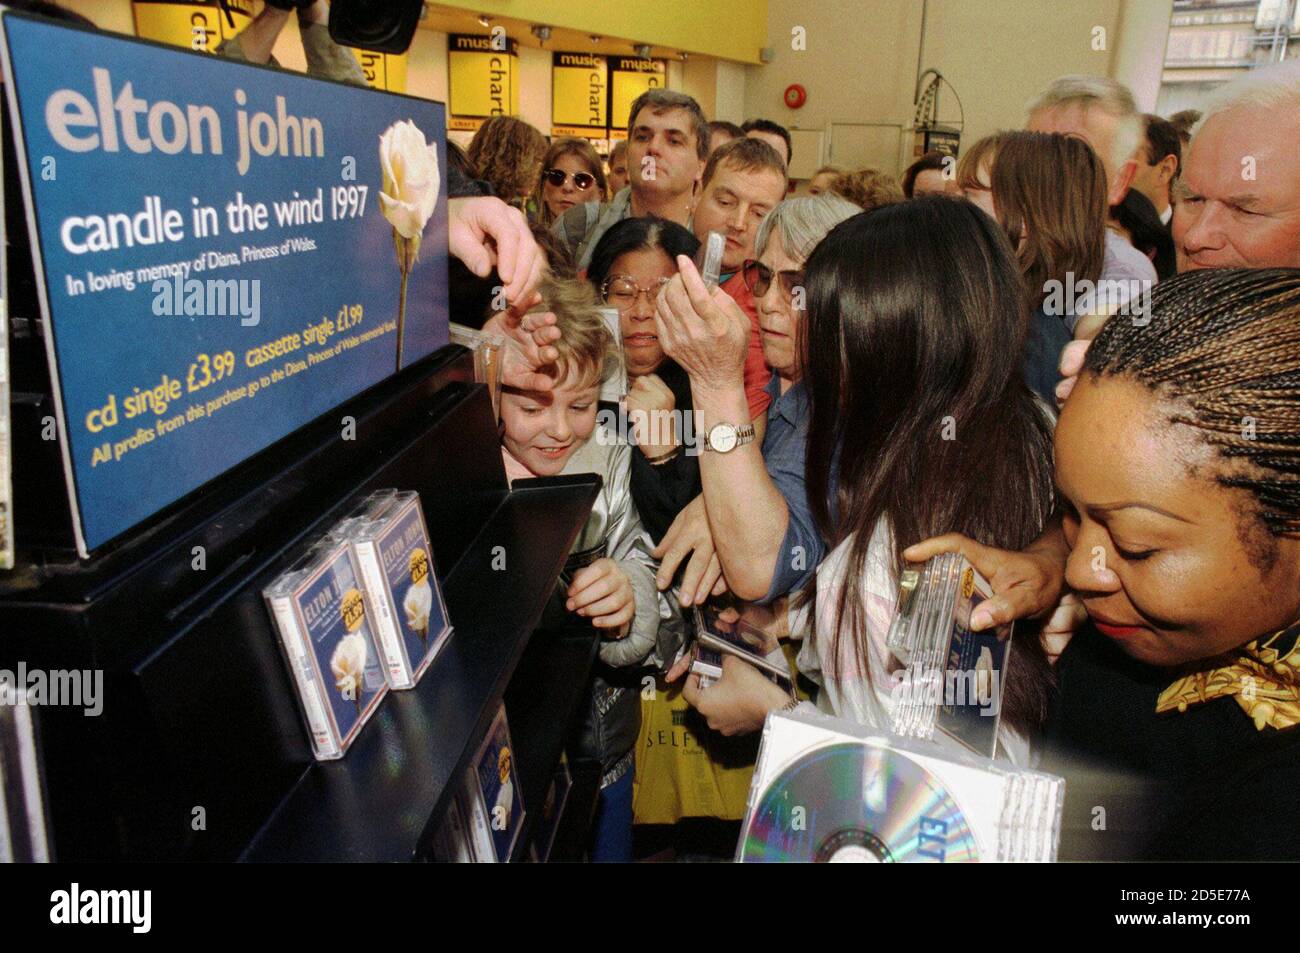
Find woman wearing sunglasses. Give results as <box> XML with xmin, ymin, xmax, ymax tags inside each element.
<box><xmin>650</xmin><ymin>194</ymin><xmax>860</xmax><ymax>608</ymax></box>
<box><xmin>532</xmin><ymin>138</ymin><xmax>609</xmax><ymax>228</ymax></box>
<box><xmin>586</xmin><ymin>217</ymin><xmax>700</xmax><ymax>543</ymax></box>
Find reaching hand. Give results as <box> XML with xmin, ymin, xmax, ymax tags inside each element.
<box><xmin>1055</xmin><ymin>339</ymin><xmax>1091</xmax><ymax>404</ymax></box>
<box><xmin>902</xmin><ymin>533</ymin><xmax>1066</xmax><ymax>632</ymax></box>
<box><xmin>566</xmin><ymin>557</ymin><xmax>635</xmax><ymax>633</ymax></box>
<box><xmin>625</xmin><ymin>373</ymin><xmax>678</xmax><ymax>457</ymax></box>
<box><xmin>680</xmin><ymin>655</ymin><xmax>790</xmax><ymax>736</ymax></box>
<box><xmin>481</xmin><ymin>304</ymin><xmax>563</xmax><ymax>393</ymax></box>
<box><xmin>653</xmin><ymin>255</ymin><xmax>750</xmax><ymax>395</ymax></box>
<box><xmin>448</xmin><ymin>196</ymin><xmax>546</xmax><ymax>309</ymax></box>
<box><xmin>652</xmin><ymin>494</ymin><xmax>728</xmax><ymax>607</ymax></box>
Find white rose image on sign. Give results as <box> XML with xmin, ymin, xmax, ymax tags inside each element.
<box><xmin>331</xmin><ymin>632</ymin><xmax>369</xmax><ymax>711</ymax></box>
<box><xmin>403</xmin><ymin>579</ymin><xmax>433</xmax><ymax>641</ymax></box>
<box><xmin>378</xmin><ymin>119</ymin><xmax>441</xmax><ymax>370</ymax></box>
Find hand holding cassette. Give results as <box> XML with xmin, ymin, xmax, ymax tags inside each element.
<box><xmin>652</xmin><ymin>254</ymin><xmax>750</xmax><ymax>395</ymax></box>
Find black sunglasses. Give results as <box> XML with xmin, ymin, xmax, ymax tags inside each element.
<box><xmin>543</xmin><ymin>168</ymin><xmax>596</xmax><ymax>191</ymax></box>
<box><xmin>742</xmin><ymin>259</ymin><xmax>804</xmax><ymax>298</ymax></box>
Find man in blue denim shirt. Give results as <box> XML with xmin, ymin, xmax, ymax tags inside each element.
<box><xmin>650</xmin><ymin>195</ymin><xmax>859</xmax><ymax>606</ymax></box>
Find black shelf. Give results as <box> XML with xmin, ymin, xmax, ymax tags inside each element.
<box><xmin>2</xmin><ymin>347</ymin><xmax>603</xmax><ymax>862</ymax></box>
<box><xmin>242</xmin><ymin>481</ymin><xmax>599</xmax><ymax>862</ymax></box>
<box><xmin>504</xmin><ymin>626</ymin><xmax>601</xmax><ymax>862</ymax></box>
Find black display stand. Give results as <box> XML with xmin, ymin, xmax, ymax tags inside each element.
<box><xmin>0</xmin><ymin>346</ymin><xmax>603</xmax><ymax>861</ymax></box>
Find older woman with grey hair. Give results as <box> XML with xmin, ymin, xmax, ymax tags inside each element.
<box><xmin>649</xmin><ymin>194</ymin><xmax>862</xmax><ymax>606</ymax></box>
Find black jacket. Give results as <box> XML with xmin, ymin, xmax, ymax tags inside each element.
<box><xmin>1042</xmin><ymin>625</ymin><xmax>1300</xmax><ymax>861</ymax></box>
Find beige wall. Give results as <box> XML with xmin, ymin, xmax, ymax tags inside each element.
<box><xmin>745</xmin><ymin>0</ymin><xmax>1176</xmax><ymax>177</ymax></box>
<box><xmin>1112</xmin><ymin>0</ymin><xmax>1174</xmax><ymax>111</ymax></box>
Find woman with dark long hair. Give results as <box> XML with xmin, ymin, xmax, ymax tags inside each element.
<box><xmin>671</xmin><ymin>198</ymin><xmax>1057</xmax><ymax>762</ymax></box>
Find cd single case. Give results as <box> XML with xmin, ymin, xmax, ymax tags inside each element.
<box><xmin>264</xmin><ymin>541</ymin><xmax>389</xmax><ymax>761</ymax></box>
<box><xmin>597</xmin><ymin>307</ymin><xmax>627</xmax><ymax>403</ymax></box>
<box><xmin>432</xmin><ymin>787</ymin><xmax>478</xmax><ymax>863</ymax></box>
<box><xmin>462</xmin><ymin>704</ymin><xmax>525</xmax><ymax>862</ymax></box>
<box><xmin>689</xmin><ymin>606</ymin><xmax>795</xmax><ymax>693</ymax></box>
<box><xmin>336</xmin><ymin>490</ymin><xmax>452</xmax><ymax>690</ymax></box>
<box><xmin>739</xmin><ymin>710</ymin><xmax>1063</xmax><ymax>863</ymax></box>
<box><xmin>886</xmin><ymin>554</ymin><xmax>1011</xmax><ymax>759</ymax></box>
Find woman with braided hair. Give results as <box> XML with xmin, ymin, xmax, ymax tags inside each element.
<box><xmin>1045</xmin><ymin>267</ymin><xmax>1300</xmax><ymax>860</ymax></box>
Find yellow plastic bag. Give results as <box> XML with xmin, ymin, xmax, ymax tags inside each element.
<box><xmin>631</xmin><ymin>677</ymin><xmax>757</xmax><ymax>825</ymax></box>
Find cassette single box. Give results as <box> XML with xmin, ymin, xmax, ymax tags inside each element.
<box><xmin>0</xmin><ymin>687</ymin><xmax>51</xmax><ymax>862</ymax></box>
<box><xmin>264</xmin><ymin>542</ymin><xmax>388</xmax><ymax>761</ymax></box>
<box><xmin>339</xmin><ymin>490</ymin><xmax>452</xmax><ymax>689</ymax></box>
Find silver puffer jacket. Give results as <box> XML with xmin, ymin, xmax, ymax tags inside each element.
<box><xmin>553</xmin><ymin>428</ymin><xmax>684</xmax><ymax>787</ymax></box>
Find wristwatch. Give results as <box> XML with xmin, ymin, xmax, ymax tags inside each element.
<box><xmin>703</xmin><ymin>422</ymin><xmax>756</xmax><ymax>453</ymax></box>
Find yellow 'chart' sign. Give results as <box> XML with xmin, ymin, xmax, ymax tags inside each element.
<box><xmin>551</xmin><ymin>52</ymin><xmax>606</xmax><ymax>139</ymax></box>
<box><xmin>132</xmin><ymin>0</ymin><xmax>252</xmax><ymax>53</ymax></box>
<box><xmin>448</xmin><ymin>33</ymin><xmax>518</xmax><ymax>131</ymax></box>
<box><xmin>609</xmin><ymin>57</ymin><xmax>665</xmax><ymax>140</ymax></box>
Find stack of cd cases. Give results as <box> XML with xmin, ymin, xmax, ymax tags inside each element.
<box><xmin>0</xmin><ymin>686</ymin><xmax>51</xmax><ymax>862</ymax></box>
<box><xmin>885</xmin><ymin>554</ymin><xmax>1011</xmax><ymax>760</ymax></box>
<box><xmin>739</xmin><ymin>710</ymin><xmax>1064</xmax><ymax>863</ymax></box>
<box><xmin>263</xmin><ymin>489</ymin><xmax>452</xmax><ymax>761</ymax></box>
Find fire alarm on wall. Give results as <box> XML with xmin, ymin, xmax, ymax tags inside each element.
<box><xmin>783</xmin><ymin>84</ymin><xmax>806</xmax><ymax>109</ymax></box>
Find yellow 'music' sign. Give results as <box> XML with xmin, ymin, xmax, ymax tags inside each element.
<box><xmin>132</xmin><ymin>0</ymin><xmax>253</xmax><ymax>53</ymax></box>
<box><xmin>448</xmin><ymin>33</ymin><xmax>519</xmax><ymax>132</ymax></box>
<box><xmin>551</xmin><ymin>52</ymin><xmax>606</xmax><ymax>139</ymax></box>
<box><xmin>609</xmin><ymin>57</ymin><xmax>666</xmax><ymax>140</ymax></box>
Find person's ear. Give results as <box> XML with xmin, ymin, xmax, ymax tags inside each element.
<box><xmin>1159</xmin><ymin>154</ymin><xmax>1179</xmax><ymax>186</ymax></box>
<box><xmin>1109</xmin><ymin>158</ymin><xmax>1138</xmax><ymax>207</ymax></box>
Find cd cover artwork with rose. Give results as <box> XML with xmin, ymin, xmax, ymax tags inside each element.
<box><xmin>297</xmin><ymin>545</ymin><xmax>387</xmax><ymax>746</ymax></box>
<box><xmin>375</xmin><ymin>493</ymin><xmax>450</xmax><ymax>677</ymax></box>
<box><xmin>473</xmin><ymin>706</ymin><xmax>524</xmax><ymax>862</ymax></box>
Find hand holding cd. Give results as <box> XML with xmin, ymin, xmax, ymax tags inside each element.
<box><xmin>682</xmin><ymin>654</ymin><xmax>790</xmax><ymax>736</ymax></box>
<box><xmin>902</xmin><ymin>531</ymin><xmax>1070</xmax><ymax>633</ymax></box>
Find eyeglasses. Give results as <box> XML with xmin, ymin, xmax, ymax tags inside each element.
<box><xmin>601</xmin><ymin>275</ymin><xmax>670</xmax><ymax>311</ymax></box>
<box><xmin>543</xmin><ymin>168</ymin><xmax>597</xmax><ymax>191</ymax></box>
<box><xmin>742</xmin><ymin>259</ymin><xmax>804</xmax><ymax>299</ymax></box>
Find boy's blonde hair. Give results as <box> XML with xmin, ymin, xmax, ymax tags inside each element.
<box><xmin>535</xmin><ymin>277</ymin><xmax>618</xmax><ymax>389</ymax></box>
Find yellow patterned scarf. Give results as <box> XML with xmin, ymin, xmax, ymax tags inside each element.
<box><xmin>1156</xmin><ymin>626</ymin><xmax>1300</xmax><ymax>730</ymax></box>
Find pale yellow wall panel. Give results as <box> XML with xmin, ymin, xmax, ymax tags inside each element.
<box><xmin>438</xmin><ymin>0</ymin><xmax>769</xmax><ymax>64</ymax></box>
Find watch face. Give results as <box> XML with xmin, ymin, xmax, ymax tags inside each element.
<box><xmin>709</xmin><ymin>424</ymin><xmax>738</xmax><ymax>453</ymax></box>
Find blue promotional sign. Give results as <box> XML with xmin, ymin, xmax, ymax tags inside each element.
<box><xmin>0</xmin><ymin>13</ymin><xmax>449</xmax><ymax>555</ymax></box>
